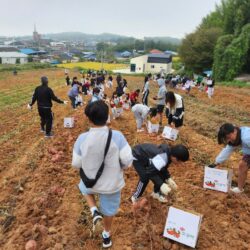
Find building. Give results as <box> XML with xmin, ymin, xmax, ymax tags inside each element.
<box><xmin>33</xmin><ymin>24</ymin><xmax>41</xmax><ymax>43</ymax></box>
<box><xmin>0</xmin><ymin>52</ymin><xmax>28</xmax><ymax>64</ymax></box>
<box><xmin>130</xmin><ymin>53</ymin><xmax>172</xmax><ymax>74</ymax></box>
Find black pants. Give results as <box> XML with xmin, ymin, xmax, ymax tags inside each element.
<box><xmin>167</xmin><ymin>114</ymin><xmax>183</xmax><ymax>128</ymax></box>
<box><xmin>69</xmin><ymin>96</ymin><xmax>76</xmax><ymax>109</ymax></box>
<box><xmin>142</xmin><ymin>90</ymin><xmax>149</xmax><ymax>106</ymax></box>
<box><xmin>132</xmin><ymin>160</ymin><xmax>164</xmax><ymax>199</ymax></box>
<box><xmin>38</xmin><ymin>107</ymin><xmax>53</xmax><ymax>135</ymax></box>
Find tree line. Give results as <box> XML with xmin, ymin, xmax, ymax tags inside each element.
<box><xmin>179</xmin><ymin>0</ymin><xmax>250</xmax><ymax>81</ymax></box>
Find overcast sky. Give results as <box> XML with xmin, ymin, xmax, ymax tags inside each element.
<box><xmin>1</xmin><ymin>0</ymin><xmax>221</xmax><ymax>38</ymax></box>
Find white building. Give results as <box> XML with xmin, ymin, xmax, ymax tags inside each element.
<box><xmin>0</xmin><ymin>52</ymin><xmax>28</xmax><ymax>64</ymax></box>
<box><xmin>130</xmin><ymin>53</ymin><xmax>172</xmax><ymax>74</ymax></box>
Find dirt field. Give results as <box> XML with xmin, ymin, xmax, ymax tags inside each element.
<box><xmin>0</xmin><ymin>69</ymin><xmax>250</xmax><ymax>250</ymax></box>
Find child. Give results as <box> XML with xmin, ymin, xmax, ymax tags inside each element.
<box><xmin>142</xmin><ymin>76</ymin><xmax>150</xmax><ymax>106</ymax></box>
<box><xmin>153</xmin><ymin>80</ymin><xmax>167</xmax><ymax>126</ymax></box>
<box><xmin>132</xmin><ymin>104</ymin><xmax>157</xmax><ymax>132</ymax></box>
<box><xmin>184</xmin><ymin>79</ymin><xmax>192</xmax><ymax>95</ymax></box>
<box><xmin>91</xmin><ymin>87</ymin><xmax>101</xmax><ymax>103</ymax></box>
<box><xmin>131</xmin><ymin>143</ymin><xmax>189</xmax><ymax>203</ymax></box>
<box><xmin>106</xmin><ymin>75</ymin><xmax>113</xmax><ymax>88</ymax></box>
<box><xmin>130</xmin><ymin>89</ymin><xmax>140</xmax><ymax>107</ymax></box>
<box><xmin>72</xmin><ymin>100</ymin><xmax>133</xmax><ymax>248</ymax></box>
<box><xmin>206</xmin><ymin>76</ymin><xmax>215</xmax><ymax>98</ymax></box>
<box><xmin>165</xmin><ymin>91</ymin><xmax>184</xmax><ymax>128</ymax></box>
<box><xmin>82</xmin><ymin>78</ymin><xmax>90</xmax><ymax>95</ymax></box>
<box><xmin>110</xmin><ymin>92</ymin><xmax>120</xmax><ymax>119</ymax></box>
<box><xmin>75</xmin><ymin>93</ymin><xmax>83</xmax><ymax>107</ymax></box>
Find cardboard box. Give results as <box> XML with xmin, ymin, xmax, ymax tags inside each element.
<box><xmin>203</xmin><ymin>166</ymin><xmax>233</xmax><ymax>193</ymax></box>
<box><xmin>122</xmin><ymin>103</ymin><xmax>130</xmax><ymax>110</ymax></box>
<box><xmin>163</xmin><ymin>206</ymin><xmax>202</xmax><ymax>248</ymax></box>
<box><xmin>147</xmin><ymin>121</ymin><xmax>159</xmax><ymax>133</ymax></box>
<box><xmin>116</xmin><ymin>108</ymin><xmax>123</xmax><ymax>117</ymax></box>
<box><xmin>64</xmin><ymin>117</ymin><xmax>74</xmax><ymax>128</ymax></box>
<box><xmin>162</xmin><ymin>126</ymin><xmax>179</xmax><ymax>141</ymax></box>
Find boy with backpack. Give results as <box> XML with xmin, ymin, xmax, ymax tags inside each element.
<box><xmin>131</xmin><ymin>143</ymin><xmax>189</xmax><ymax>203</ymax></box>
<box><xmin>72</xmin><ymin>100</ymin><xmax>133</xmax><ymax>248</ymax></box>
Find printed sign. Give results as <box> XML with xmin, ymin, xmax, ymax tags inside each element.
<box><xmin>203</xmin><ymin>166</ymin><xmax>233</xmax><ymax>193</ymax></box>
<box><xmin>116</xmin><ymin>108</ymin><xmax>123</xmax><ymax>117</ymax></box>
<box><xmin>163</xmin><ymin>206</ymin><xmax>202</xmax><ymax>248</ymax></box>
<box><xmin>147</xmin><ymin>121</ymin><xmax>159</xmax><ymax>133</ymax></box>
<box><xmin>162</xmin><ymin>126</ymin><xmax>179</xmax><ymax>141</ymax></box>
<box><xmin>64</xmin><ymin>117</ymin><xmax>74</xmax><ymax>128</ymax></box>
<box><xmin>122</xmin><ymin>103</ymin><xmax>130</xmax><ymax>110</ymax></box>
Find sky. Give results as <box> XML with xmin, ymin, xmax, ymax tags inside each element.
<box><xmin>1</xmin><ymin>0</ymin><xmax>222</xmax><ymax>39</ymax></box>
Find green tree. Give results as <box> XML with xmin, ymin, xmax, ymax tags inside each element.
<box><xmin>179</xmin><ymin>27</ymin><xmax>222</xmax><ymax>73</ymax></box>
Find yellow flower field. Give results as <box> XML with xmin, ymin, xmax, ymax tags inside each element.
<box><xmin>57</xmin><ymin>62</ymin><xmax>129</xmax><ymax>71</ymax></box>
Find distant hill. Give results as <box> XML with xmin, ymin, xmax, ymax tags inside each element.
<box><xmin>144</xmin><ymin>36</ymin><xmax>181</xmax><ymax>45</ymax></box>
<box><xmin>44</xmin><ymin>32</ymin><xmax>132</xmax><ymax>42</ymax></box>
<box><xmin>0</xmin><ymin>32</ymin><xmax>181</xmax><ymax>45</ymax></box>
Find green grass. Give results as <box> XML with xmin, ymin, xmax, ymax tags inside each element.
<box><xmin>216</xmin><ymin>80</ymin><xmax>250</xmax><ymax>88</ymax></box>
<box><xmin>0</xmin><ymin>63</ymin><xmax>53</xmax><ymax>72</ymax></box>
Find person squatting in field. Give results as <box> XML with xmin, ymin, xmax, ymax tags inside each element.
<box><xmin>165</xmin><ymin>91</ymin><xmax>185</xmax><ymax>128</ymax></box>
<box><xmin>131</xmin><ymin>143</ymin><xmax>189</xmax><ymax>203</ymax></box>
<box><xmin>208</xmin><ymin>123</ymin><xmax>250</xmax><ymax>194</ymax></box>
<box><xmin>72</xmin><ymin>100</ymin><xmax>133</xmax><ymax>248</ymax></box>
<box><xmin>27</xmin><ymin>76</ymin><xmax>67</xmax><ymax>138</ymax></box>
<box><xmin>131</xmin><ymin>104</ymin><xmax>158</xmax><ymax>132</ymax></box>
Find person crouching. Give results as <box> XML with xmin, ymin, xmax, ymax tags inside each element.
<box><xmin>131</xmin><ymin>143</ymin><xmax>189</xmax><ymax>203</ymax></box>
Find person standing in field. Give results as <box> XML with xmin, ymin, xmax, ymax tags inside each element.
<box><xmin>206</xmin><ymin>76</ymin><xmax>215</xmax><ymax>98</ymax></box>
<box><xmin>72</xmin><ymin>100</ymin><xmax>133</xmax><ymax>248</ymax></box>
<box><xmin>142</xmin><ymin>76</ymin><xmax>150</xmax><ymax>106</ymax></box>
<box><xmin>27</xmin><ymin>76</ymin><xmax>67</xmax><ymax>138</ymax></box>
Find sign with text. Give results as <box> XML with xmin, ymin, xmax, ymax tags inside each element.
<box><xmin>162</xmin><ymin>126</ymin><xmax>179</xmax><ymax>141</ymax></box>
<box><xmin>147</xmin><ymin>121</ymin><xmax>159</xmax><ymax>133</ymax></box>
<box><xmin>203</xmin><ymin>167</ymin><xmax>232</xmax><ymax>193</ymax></box>
<box><xmin>163</xmin><ymin>207</ymin><xmax>202</xmax><ymax>248</ymax></box>
<box><xmin>64</xmin><ymin>117</ymin><xmax>74</xmax><ymax>128</ymax></box>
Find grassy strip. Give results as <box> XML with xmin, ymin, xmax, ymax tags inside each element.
<box><xmin>0</xmin><ymin>63</ymin><xmax>53</xmax><ymax>72</ymax></box>
<box><xmin>217</xmin><ymin>80</ymin><xmax>250</xmax><ymax>88</ymax></box>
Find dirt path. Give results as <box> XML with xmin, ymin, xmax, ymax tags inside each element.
<box><xmin>0</xmin><ymin>72</ymin><xmax>250</xmax><ymax>249</ymax></box>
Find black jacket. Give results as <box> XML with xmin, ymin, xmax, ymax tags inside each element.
<box><xmin>30</xmin><ymin>85</ymin><xmax>64</xmax><ymax>108</ymax></box>
<box><xmin>132</xmin><ymin>143</ymin><xmax>171</xmax><ymax>179</ymax></box>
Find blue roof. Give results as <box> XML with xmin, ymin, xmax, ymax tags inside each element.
<box><xmin>20</xmin><ymin>48</ymin><xmax>36</xmax><ymax>55</ymax></box>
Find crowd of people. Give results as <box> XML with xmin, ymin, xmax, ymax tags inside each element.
<box><xmin>27</xmin><ymin>70</ymin><xmax>249</xmax><ymax>248</ymax></box>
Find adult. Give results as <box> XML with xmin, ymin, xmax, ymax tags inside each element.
<box><xmin>116</xmin><ymin>73</ymin><xmax>122</xmax><ymax>85</ymax></box>
<box><xmin>131</xmin><ymin>104</ymin><xmax>150</xmax><ymax>132</ymax></box>
<box><xmin>165</xmin><ymin>91</ymin><xmax>184</xmax><ymax>128</ymax></box>
<box><xmin>208</xmin><ymin>123</ymin><xmax>250</xmax><ymax>193</ymax></box>
<box><xmin>28</xmin><ymin>76</ymin><xmax>67</xmax><ymax>138</ymax></box>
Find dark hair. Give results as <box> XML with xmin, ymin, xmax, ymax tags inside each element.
<box><xmin>171</xmin><ymin>144</ymin><xmax>189</xmax><ymax>161</ymax></box>
<box><xmin>73</xmin><ymin>76</ymin><xmax>77</xmax><ymax>81</ymax></box>
<box><xmin>85</xmin><ymin>100</ymin><xmax>109</xmax><ymax>126</ymax></box>
<box><xmin>165</xmin><ymin>91</ymin><xmax>176</xmax><ymax>107</ymax></box>
<box><xmin>112</xmin><ymin>91</ymin><xmax>118</xmax><ymax>98</ymax></box>
<box><xmin>93</xmin><ymin>87</ymin><xmax>100</xmax><ymax>94</ymax></box>
<box><xmin>135</xmin><ymin>89</ymin><xmax>140</xmax><ymax>93</ymax></box>
<box><xmin>149</xmin><ymin>107</ymin><xmax>158</xmax><ymax>117</ymax></box>
<box><xmin>41</xmin><ymin>76</ymin><xmax>48</xmax><ymax>86</ymax></box>
<box><xmin>217</xmin><ymin>123</ymin><xmax>235</xmax><ymax>144</ymax></box>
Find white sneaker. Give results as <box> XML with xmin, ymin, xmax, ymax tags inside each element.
<box><xmin>230</xmin><ymin>187</ymin><xmax>244</xmax><ymax>194</ymax></box>
<box><xmin>137</xmin><ymin>128</ymin><xmax>144</xmax><ymax>132</ymax></box>
<box><xmin>151</xmin><ymin>192</ymin><xmax>168</xmax><ymax>203</ymax></box>
<box><xmin>131</xmin><ymin>196</ymin><xmax>137</xmax><ymax>204</ymax></box>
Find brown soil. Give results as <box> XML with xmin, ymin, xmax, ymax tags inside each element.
<box><xmin>0</xmin><ymin>70</ymin><xmax>250</xmax><ymax>250</ymax></box>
